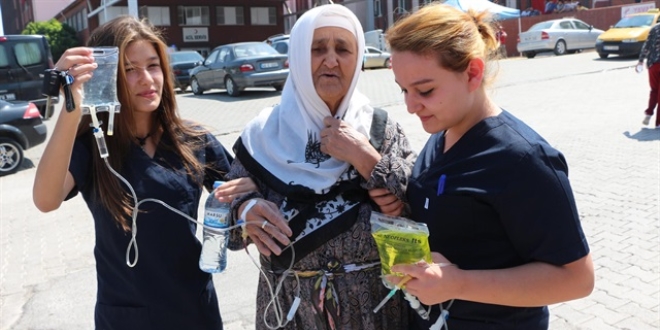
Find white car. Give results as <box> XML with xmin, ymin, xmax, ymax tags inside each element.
<box><xmin>363</xmin><ymin>46</ymin><xmax>391</xmax><ymax>69</ymax></box>
<box><xmin>517</xmin><ymin>18</ymin><xmax>604</xmax><ymax>58</ymax></box>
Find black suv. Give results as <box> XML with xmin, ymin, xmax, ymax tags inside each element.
<box><xmin>0</xmin><ymin>35</ymin><xmax>57</xmax><ymax>119</ymax></box>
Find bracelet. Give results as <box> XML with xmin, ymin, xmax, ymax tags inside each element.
<box><xmin>240</xmin><ymin>199</ymin><xmax>259</xmax><ymax>222</ymax></box>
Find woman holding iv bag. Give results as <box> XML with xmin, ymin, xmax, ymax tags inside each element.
<box><xmin>33</xmin><ymin>16</ymin><xmax>256</xmax><ymax>330</ymax></box>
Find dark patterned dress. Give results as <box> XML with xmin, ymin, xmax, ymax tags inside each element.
<box><xmin>227</xmin><ymin>117</ymin><xmax>415</xmax><ymax>330</ymax></box>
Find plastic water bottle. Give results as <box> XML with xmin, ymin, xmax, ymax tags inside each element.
<box><xmin>636</xmin><ymin>63</ymin><xmax>644</xmax><ymax>73</ymax></box>
<box><xmin>199</xmin><ymin>181</ymin><xmax>230</xmax><ymax>273</ymax></box>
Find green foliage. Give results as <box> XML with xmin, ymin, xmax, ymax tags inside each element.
<box><xmin>22</xmin><ymin>19</ymin><xmax>80</xmax><ymax>62</ymax></box>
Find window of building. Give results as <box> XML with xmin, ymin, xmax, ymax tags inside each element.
<box><xmin>375</xmin><ymin>0</ymin><xmax>382</xmax><ymax>17</ymax></box>
<box><xmin>250</xmin><ymin>7</ymin><xmax>276</xmax><ymax>25</ymax></box>
<box><xmin>217</xmin><ymin>6</ymin><xmax>244</xmax><ymax>25</ymax></box>
<box><xmin>398</xmin><ymin>0</ymin><xmax>407</xmax><ymax>11</ymax></box>
<box><xmin>99</xmin><ymin>6</ymin><xmax>129</xmax><ymax>25</ymax></box>
<box><xmin>177</xmin><ymin>6</ymin><xmax>210</xmax><ymax>26</ymax></box>
<box><xmin>142</xmin><ymin>7</ymin><xmax>170</xmax><ymax>26</ymax></box>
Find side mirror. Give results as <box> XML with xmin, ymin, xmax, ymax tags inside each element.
<box><xmin>589</xmin><ymin>25</ymin><xmax>593</xmax><ymax>31</ymax></box>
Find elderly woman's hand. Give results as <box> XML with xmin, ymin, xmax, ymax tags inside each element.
<box><xmin>321</xmin><ymin>116</ymin><xmax>382</xmax><ymax>179</ymax></box>
<box><xmin>237</xmin><ymin>198</ymin><xmax>293</xmax><ymax>256</ymax></box>
<box><xmin>214</xmin><ymin>177</ymin><xmax>257</xmax><ymax>203</ymax></box>
<box><xmin>369</xmin><ymin>188</ymin><xmax>404</xmax><ymax>216</ymax></box>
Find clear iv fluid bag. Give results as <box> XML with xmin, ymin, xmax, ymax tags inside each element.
<box><xmin>81</xmin><ymin>47</ymin><xmax>121</xmax><ymax>115</ymax></box>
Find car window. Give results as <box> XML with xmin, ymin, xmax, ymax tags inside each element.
<box><xmin>218</xmin><ymin>48</ymin><xmax>232</xmax><ymax>62</ymax></box>
<box><xmin>14</xmin><ymin>42</ymin><xmax>43</xmax><ymax>66</ymax></box>
<box><xmin>529</xmin><ymin>21</ymin><xmax>554</xmax><ymax>31</ymax></box>
<box><xmin>235</xmin><ymin>43</ymin><xmax>278</xmax><ymax>58</ymax></box>
<box><xmin>205</xmin><ymin>50</ymin><xmax>220</xmax><ymax>65</ymax></box>
<box><xmin>615</xmin><ymin>15</ymin><xmax>655</xmax><ymax>28</ymax></box>
<box><xmin>273</xmin><ymin>42</ymin><xmax>288</xmax><ymax>54</ymax></box>
<box><xmin>573</xmin><ymin>20</ymin><xmax>591</xmax><ymax>30</ymax></box>
<box><xmin>367</xmin><ymin>48</ymin><xmax>381</xmax><ymax>54</ymax></box>
<box><xmin>170</xmin><ymin>52</ymin><xmax>203</xmax><ymax>62</ymax></box>
<box><xmin>559</xmin><ymin>21</ymin><xmax>574</xmax><ymax>29</ymax></box>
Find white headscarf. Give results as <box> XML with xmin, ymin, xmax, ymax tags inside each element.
<box><xmin>240</xmin><ymin>4</ymin><xmax>373</xmax><ymax>194</ymax></box>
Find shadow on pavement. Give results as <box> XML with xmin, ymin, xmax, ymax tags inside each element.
<box><xmin>178</xmin><ymin>89</ymin><xmax>282</xmax><ymax>103</ymax></box>
<box><xmin>623</xmin><ymin>128</ymin><xmax>660</xmax><ymax>141</ymax></box>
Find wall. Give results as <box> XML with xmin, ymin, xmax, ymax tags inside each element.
<box><xmin>500</xmin><ymin>0</ymin><xmax>660</xmax><ymax>57</ymax></box>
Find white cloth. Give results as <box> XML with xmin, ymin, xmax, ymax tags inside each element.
<box><xmin>240</xmin><ymin>4</ymin><xmax>373</xmax><ymax>194</ymax></box>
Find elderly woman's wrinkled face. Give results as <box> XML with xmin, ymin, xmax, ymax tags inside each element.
<box><xmin>311</xmin><ymin>27</ymin><xmax>358</xmax><ymax>112</ymax></box>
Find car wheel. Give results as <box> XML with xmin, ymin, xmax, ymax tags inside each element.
<box><xmin>384</xmin><ymin>58</ymin><xmax>391</xmax><ymax>69</ymax></box>
<box><xmin>554</xmin><ymin>40</ymin><xmax>567</xmax><ymax>56</ymax></box>
<box><xmin>598</xmin><ymin>53</ymin><xmax>609</xmax><ymax>59</ymax></box>
<box><xmin>525</xmin><ymin>52</ymin><xmax>536</xmax><ymax>59</ymax></box>
<box><xmin>191</xmin><ymin>77</ymin><xmax>204</xmax><ymax>95</ymax></box>
<box><xmin>225</xmin><ymin>77</ymin><xmax>241</xmax><ymax>97</ymax></box>
<box><xmin>0</xmin><ymin>137</ymin><xmax>23</xmax><ymax>176</ymax></box>
<box><xmin>274</xmin><ymin>84</ymin><xmax>284</xmax><ymax>92</ymax></box>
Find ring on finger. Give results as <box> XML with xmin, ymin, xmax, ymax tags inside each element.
<box><xmin>261</xmin><ymin>220</ymin><xmax>269</xmax><ymax>229</ymax></box>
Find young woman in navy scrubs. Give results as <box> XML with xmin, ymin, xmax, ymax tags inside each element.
<box><xmin>385</xmin><ymin>4</ymin><xmax>594</xmax><ymax>329</ymax></box>
<box><xmin>33</xmin><ymin>16</ymin><xmax>254</xmax><ymax>330</ymax></box>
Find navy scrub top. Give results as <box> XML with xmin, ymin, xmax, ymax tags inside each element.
<box><xmin>67</xmin><ymin>130</ymin><xmax>230</xmax><ymax>330</ymax></box>
<box><xmin>407</xmin><ymin>110</ymin><xmax>590</xmax><ymax>330</ymax></box>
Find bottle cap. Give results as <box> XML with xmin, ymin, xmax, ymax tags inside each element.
<box><xmin>213</xmin><ymin>181</ymin><xmax>225</xmax><ymax>189</ymax></box>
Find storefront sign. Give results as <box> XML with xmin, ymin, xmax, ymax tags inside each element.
<box><xmin>183</xmin><ymin>28</ymin><xmax>209</xmax><ymax>43</ymax></box>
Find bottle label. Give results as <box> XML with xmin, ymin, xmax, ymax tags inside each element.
<box><xmin>204</xmin><ymin>208</ymin><xmax>229</xmax><ymax>228</ymax></box>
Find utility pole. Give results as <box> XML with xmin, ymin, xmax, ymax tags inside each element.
<box><xmin>366</xmin><ymin>0</ymin><xmax>374</xmax><ymax>31</ymax></box>
<box><xmin>128</xmin><ymin>0</ymin><xmax>138</xmax><ymax>17</ymax></box>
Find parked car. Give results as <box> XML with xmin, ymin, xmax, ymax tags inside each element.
<box><xmin>363</xmin><ymin>46</ymin><xmax>391</xmax><ymax>69</ymax></box>
<box><xmin>169</xmin><ymin>50</ymin><xmax>204</xmax><ymax>92</ymax></box>
<box><xmin>0</xmin><ymin>99</ymin><xmax>47</xmax><ymax>175</ymax></box>
<box><xmin>595</xmin><ymin>9</ymin><xmax>660</xmax><ymax>59</ymax></box>
<box><xmin>0</xmin><ymin>35</ymin><xmax>57</xmax><ymax>119</ymax></box>
<box><xmin>517</xmin><ymin>18</ymin><xmax>604</xmax><ymax>58</ymax></box>
<box><xmin>189</xmin><ymin>42</ymin><xmax>289</xmax><ymax>97</ymax></box>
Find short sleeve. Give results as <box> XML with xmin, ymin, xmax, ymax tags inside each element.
<box><xmin>202</xmin><ymin>132</ymin><xmax>233</xmax><ymax>192</ymax></box>
<box><xmin>494</xmin><ymin>146</ymin><xmax>589</xmax><ymax>266</ymax></box>
<box><xmin>66</xmin><ymin>137</ymin><xmax>93</xmax><ymax>201</ymax></box>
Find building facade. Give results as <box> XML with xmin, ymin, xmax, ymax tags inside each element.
<box><xmin>57</xmin><ymin>0</ymin><xmax>290</xmax><ymax>56</ymax></box>
<box><xmin>1</xmin><ymin>0</ymin><xmax>35</xmax><ymax>34</ymax></box>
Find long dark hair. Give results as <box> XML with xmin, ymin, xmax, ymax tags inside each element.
<box><xmin>79</xmin><ymin>15</ymin><xmax>208</xmax><ymax>231</ymax></box>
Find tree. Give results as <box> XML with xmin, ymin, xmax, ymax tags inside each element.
<box><xmin>22</xmin><ymin>19</ymin><xmax>80</xmax><ymax>62</ymax></box>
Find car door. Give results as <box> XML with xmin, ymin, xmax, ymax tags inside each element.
<box><xmin>195</xmin><ymin>49</ymin><xmax>219</xmax><ymax>89</ymax></box>
<box><xmin>558</xmin><ymin>20</ymin><xmax>579</xmax><ymax>50</ymax></box>
<box><xmin>215</xmin><ymin>47</ymin><xmax>233</xmax><ymax>88</ymax></box>
<box><xmin>572</xmin><ymin>20</ymin><xmax>597</xmax><ymax>48</ymax></box>
<box><xmin>364</xmin><ymin>47</ymin><xmax>381</xmax><ymax>68</ymax></box>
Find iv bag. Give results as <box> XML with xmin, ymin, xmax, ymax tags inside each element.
<box><xmin>370</xmin><ymin>212</ymin><xmax>432</xmax><ymax>276</ymax></box>
<box><xmin>81</xmin><ymin>47</ymin><xmax>121</xmax><ymax>115</ymax></box>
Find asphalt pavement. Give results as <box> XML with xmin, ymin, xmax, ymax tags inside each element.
<box><xmin>0</xmin><ymin>51</ymin><xmax>658</xmax><ymax>330</ymax></box>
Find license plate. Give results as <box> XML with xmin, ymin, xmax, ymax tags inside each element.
<box><xmin>603</xmin><ymin>45</ymin><xmax>619</xmax><ymax>51</ymax></box>
<box><xmin>260</xmin><ymin>62</ymin><xmax>278</xmax><ymax>69</ymax></box>
<box><xmin>0</xmin><ymin>93</ymin><xmax>16</xmax><ymax>100</ymax></box>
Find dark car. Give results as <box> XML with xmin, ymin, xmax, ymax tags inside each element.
<box><xmin>0</xmin><ymin>35</ymin><xmax>57</xmax><ymax>119</ymax></box>
<box><xmin>169</xmin><ymin>50</ymin><xmax>204</xmax><ymax>92</ymax></box>
<box><xmin>189</xmin><ymin>42</ymin><xmax>289</xmax><ymax>97</ymax></box>
<box><xmin>0</xmin><ymin>99</ymin><xmax>47</xmax><ymax>175</ymax></box>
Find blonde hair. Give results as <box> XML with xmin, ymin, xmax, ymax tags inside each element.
<box><xmin>79</xmin><ymin>16</ymin><xmax>211</xmax><ymax>231</ymax></box>
<box><xmin>386</xmin><ymin>3</ymin><xmax>500</xmax><ymax>86</ymax></box>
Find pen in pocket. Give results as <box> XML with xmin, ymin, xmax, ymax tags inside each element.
<box><xmin>437</xmin><ymin>174</ymin><xmax>447</xmax><ymax>196</ymax></box>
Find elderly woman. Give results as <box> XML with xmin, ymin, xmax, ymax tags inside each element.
<box><xmin>223</xmin><ymin>4</ymin><xmax>415</xmax><ymax>330</ymax></box>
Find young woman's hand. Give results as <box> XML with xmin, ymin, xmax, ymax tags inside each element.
<box><xmin>214</xmin><ymin>177</ymin><xmax>257</xmax><ymax>203</ymax></box>
<box><xmin>53</xmin><ymin>47</ymin><xmax>97</xmax><ymax>113</ymax></box>
<box><xmin>388</xmin><ymin>252</ymin><xmax>463</xmax><ymax>305</ymax></box>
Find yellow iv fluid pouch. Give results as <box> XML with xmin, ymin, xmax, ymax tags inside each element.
<box><xmin>370</xmin><ymin>212</ymin><xmax>432</xmax><ymax>276</ymax></box>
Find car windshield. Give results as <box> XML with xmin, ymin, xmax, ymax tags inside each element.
<box><xmin>234</xmin><ymin>43</ymin><xmax>279</xmax><ymax>58</ymax></box>
<box><xmin>170</xmin><ymin>52</ymin><xmax>203</xmax><ymax>62</ymax></box>
<box><xmin>529</xmin><ymin>21</ymin><xmax>554</xmax><ymax>31</ymax></box>
<box><xmin>614</xmin><ymin>15</ymin><xmax>655</xmax><ymax>28</ymax></box>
